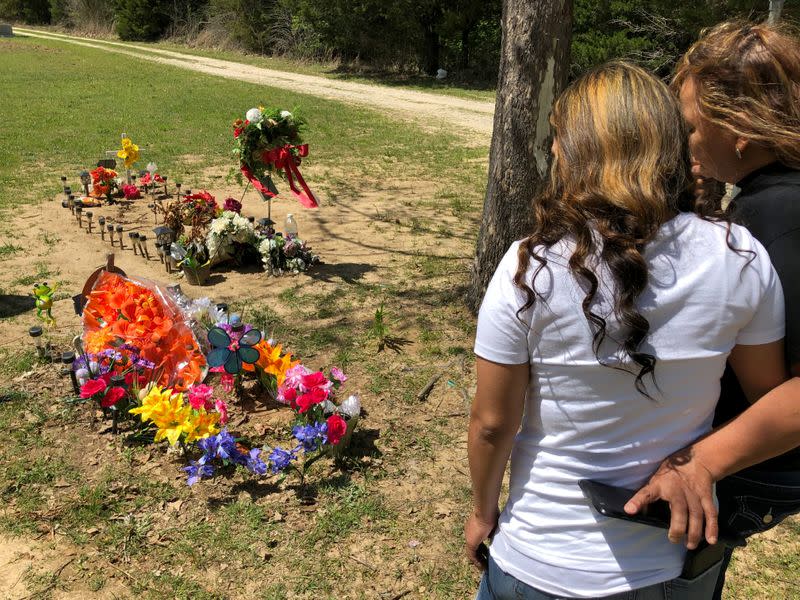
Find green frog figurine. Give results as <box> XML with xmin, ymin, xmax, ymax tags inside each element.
<box><xmin>33</xmin><ymin>281</ymin><xmax>57</xmax><ymax>326</ymax></box>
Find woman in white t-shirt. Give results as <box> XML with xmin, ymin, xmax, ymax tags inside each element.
<box><xmin>467</xmin><ymin>62</ymin><xmax>789</xmax><ymax>599</ymax></box>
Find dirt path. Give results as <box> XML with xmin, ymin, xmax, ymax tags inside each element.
<box><xmin>15</xmin><ymin>28</ymin><xmax>495</xmax><ymax>139</ymax></box>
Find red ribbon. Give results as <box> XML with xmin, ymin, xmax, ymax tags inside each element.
<box><xmin>240</xmin><ymin>143</ymin><xmax>319</xmax><ymax>209</ymax></box>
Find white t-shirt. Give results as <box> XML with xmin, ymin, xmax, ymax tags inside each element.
<box><xmin>474</xmin><ymin>213</ymin><xmax>785</xmax><ymax>598</ymax></box>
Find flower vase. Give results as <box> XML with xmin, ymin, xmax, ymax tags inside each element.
<box><xmin>184</xmin><ymin>264</ymin><xmax>211</xmax><ymax>286</ymax></box>
<box><xmin>331</xmin><ymin>415</ymin><xmax>359</xmax><ymax>457</ymax></box>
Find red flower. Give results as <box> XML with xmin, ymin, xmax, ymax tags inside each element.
<box><xmin>80</xmin><ymin>378</ymin><xmax>107</xmax><ymax>399</ymax></box>
<box><xmin>101</xmin><ymin>386</ymin><xmax>127</xmax><ymax>408</ymax></box>
<box><xmin>234</xmin><ymin>128</ymin><xmax>243</xmax><ymax>139</ymax></box>
<box><xmin>326</xmin><ymin>414</ymin><xmax>347</xmax><ymax>445</ymax></box>
<box><xmin>282</xmin><ymin>387</ymin><xmax>298</xmax><ymax>409</ymax></box>
<box><xmin>301</xmin><ymin>371</ymin><xmax>328</xmax><ymax>390</ymax></box>
<box><xmin>296</xmin><ymin>387</ymin><xmax>326</xmax><ymax>413</ymax></box>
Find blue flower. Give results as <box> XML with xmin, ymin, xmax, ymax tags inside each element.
<box><xmin>268</xmin><ymin>446</ymin><xmax>297</xmax><ymax>473</ymax></box>
<box><xmin>184</xmin><ymin>460</ymin><xmax>215</xmax><ymax>486</ymax></box>
<box><xmin>246</xmin><ymin>448</ymin><xmax>269</xmax><ymax>476</ymax></box>
<box><xmin>292</xmin><ymin>422</ymin><xmax>328</xmax><ymax>453</ymax></box>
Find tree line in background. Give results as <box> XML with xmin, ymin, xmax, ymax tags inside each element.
<box><xmin>1</xmin><ymin>1</ymin><xmax>797</xmax><ymax>81</ymax></box>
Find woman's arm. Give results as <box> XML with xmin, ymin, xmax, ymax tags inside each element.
<box><xmin>625</xmin><ymin>339</ymin><xmax>792</xmax><ymax>549</ymax></box>
<box><xmin>465</xmin><ymin>357</ymin><xmax>529</xmax><ymax>569</ymax></box>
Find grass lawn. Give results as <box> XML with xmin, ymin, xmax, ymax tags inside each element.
<box><xmin>14</xmin><ymin>26</ymin><xmax>498</xmax><ymax>103</ymax></box>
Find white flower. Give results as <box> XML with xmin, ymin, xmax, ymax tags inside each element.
<box><xmin>246</xmin><ymin>108</ymin><xmax>262</xmax><ymax>123</ymax></box>
<box><xmin>339</xmin><ymin>395</ymin><xmax>361</xmax><ymax>419</ymax></box>
<box><xmin>280</xmin><ymin>110</ymin><xmax>293</xmax><ymax>121</ymax></box>
<box><xmin>210</xmin><ymin>219</ymin><xmax>228</xmax><ymax>235</ymax></box>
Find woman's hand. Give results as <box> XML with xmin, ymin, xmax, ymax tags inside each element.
<box><xmin>624</xmin><ymin>447</ymin><xmax>718</xmax><ymax>549</ymax></box>
<box><xmin>464</xmin><ymin>508</ymin><xmax>498</xmax><ymax>570</ymax></box>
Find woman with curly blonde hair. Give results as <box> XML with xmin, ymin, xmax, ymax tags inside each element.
<box><xmin>466</xmin><ymin>59</ymin><xmax>793</xmax><ymax>599</ymax></box>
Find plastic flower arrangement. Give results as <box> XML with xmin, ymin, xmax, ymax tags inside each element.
<box><xmin>184</xmin><ymin>364</ymin><xmax>359</xmax><ymax>486</ymax></box>
<box><xmin>129</xmin><ymin>384</ymin><xmax>222</xmax><ymax>446</ymax></box>
<box><xmin>233</xmin><ymin>105</ymin><xmax>318</xmax><ymax>209</ymax></box>
<box><xmin>206</xmin><ymin>210</ymin><xmax>258</xmax><ymax>265</ymax></box>
<box><xmin>121</xmin><ymin>183</ymin><xmax>141</xmax><ymax>200</ymax></box>
<box><xmin>257</xmin><ymin>233</ymin><xmax>320</xmax><ymax>275</ymax></box>
<box><xmin>75</xmin><ymin>347</ymin><xmax>153</xmax><ymax>409</ymax></box>
<box><xmin>117</xmin><ymin>137</ymin><xmax>140</xmax><ymax>169</ymax></box>
<box><xmin>181</xmin><ymin>191</ymin><xmax>220</xmax><ymax>226</ymax></box>
<box><xmin>82</xmin><ymin>271</ymin><xmax>206</xmax><ymax>391</ymax></box>
<box><xmin>139</xmin><ymin>172</ymin><xmax>164</xmax><ymax>185</ymax></box>
<box><xmin>90</xmin><ymin>166</ymin><xmax>118</xmax><ymax>202</ymax></box>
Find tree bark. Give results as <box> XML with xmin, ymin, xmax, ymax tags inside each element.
<box><xmin>769</xmin><ymin>0</ymin><xmax>785</xmax><ymax>24</ymax></box>
<box><xmin>465</xmin><ymin>0</ymin><xmax>572</xmax><ymax>313</ymax></box>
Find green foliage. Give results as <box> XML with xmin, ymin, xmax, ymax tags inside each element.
<box><xmin>48</xmin><ymin>0</ymin><xmax>69</xmax><ymax>24</ymax></box>
<box><xmin>0</xmin><ymin>0</ymin><xmax>51</xmax><ymax>23</ymax></box>
<box><xmin>571</xmin><ymin>0</ymin><xmax>798</xmax><ymax>78</ymax></box>
<box><xmin>115</xmin><ymin>0</ymin><xmax>171</xmax><ymax>41</ymax></box>
<box><xmin>207</xmin><ymin>0</ymin><xmax>280</xmax><ymax>53</ymax></box>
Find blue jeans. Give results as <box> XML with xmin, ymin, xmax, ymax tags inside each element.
<box><xmin>476</xmin><ymin>554</ymin><xmax>723</xmax><ymax>600</ymax></box>
<box><xmin>711</xmin><ymin>468</ymin><xmax>800</xmax><ymax>600</ymax></box>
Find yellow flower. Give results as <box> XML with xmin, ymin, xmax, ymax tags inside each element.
<box><xmin>117</xmin><ymin>137</ymin><xmax>140</xmax><ymax>169</ymax></box>
<box><xmin>184</xmin><ymin>410</ymin><xmax>221</xmax><ymax>443</ymax></box>
<box><xmin>129</xmin><ymin>385</ymin><xmax>173</xmax><ymax>422</ymax></box>
<box><xmin>130</xmin><ymin>387</ymin><xmax>192</xmax><ymax>446</ymax></box>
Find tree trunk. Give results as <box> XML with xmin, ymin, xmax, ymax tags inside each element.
<box><xmin>465</xmin><ymin>0</ymin><xmax>572</xmax><ymax>313</ymax></box>
<box><xmin>460</xmin><ymin>24</ymin><xmax>471</xmax><ymax>69</ymax></box>
<box><xmin>769</xmin><ymin>0</ymin><xmax>784</xmax><ymax>24</ymax></box>
<box><xmin>423</xmin><ymin>26</ymin><xmax>441</xmax><ymax>75</ymax></box>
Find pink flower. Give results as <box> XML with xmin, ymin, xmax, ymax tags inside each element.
<box><xmin>277</xmin><ymin>385</ymin><xmax>298</xmax><ymax>408</ymax></box>
<box><xmin>80</xmin><ymin>378</ymin><xmax>107</xmax><ymax>399</ymax></box>
<box><xmin>296</xmin><ymin>387</ymin><xmax>327</xmax><ymax>413</ymax></box>
<box><xmin>283</xmin><ymin>364</ymin><xmax>310</xmax><ymax>389</ymax></box>
<box><xmin>188</xmin><ymin>384</ymin><xmax>214</xmax><ymax>411</ymax></box>
<box><xmin>301</xmin><ymin>371</ymin><xmax>329</xmax><ymax>391</ymax></box>
<box><xmin>330</xmin><ymin>367</ymin><xmax>347</xmax><ymax>384</ymax></box>
<box><xmin>101</xmin><ymin>386</ymin><xmax>127</xmax><ymax>408</ymax></box>
<box><xmin>215</xmin><ymin>398</ymin><xmax>228</xmax><ymax>425</ymax></box>
<box><xmin>220</xmin><ymin>373</ymin><xmax>235</xmax><ymax>394</ymax></box>
<box><xmin>121</xmin><ymin>184</ymin><xmax>140</xmax><ymax>199</ymax></box>
<box><xmin>326</xmin><ymin>414</ymin><xmax>347</xmax><ymax>445</ymax></box>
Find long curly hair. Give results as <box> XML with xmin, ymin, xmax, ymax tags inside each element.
<box><xmin>515</xmin><ymin>61</ymin><xmax>694</xmax><ymax>396</ymax></box>
<box><xmin>673</xmin><ymin>20</ymin><xmax>800</xmax><ymax>171</ymax></box>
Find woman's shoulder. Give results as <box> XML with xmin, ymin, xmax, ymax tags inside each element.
<box><xmin>671</xmin><ymin>212</ymin><xmax>763</xmax><ymax>250</ymax></box>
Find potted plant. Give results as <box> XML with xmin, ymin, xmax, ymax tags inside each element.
<box><xmin>173</xmin><ymin>238</ymin><xmax>211</xmax><ymax>286</ymax></box>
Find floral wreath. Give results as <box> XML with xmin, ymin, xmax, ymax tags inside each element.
<box><xmin>233</xmin><ymin>106</ymin><xmax>319</xmax><ymax>209</ymax></box>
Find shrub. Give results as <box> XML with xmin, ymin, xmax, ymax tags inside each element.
<box><xmin>115</xmin><ymin>0</ymin><xmax>170</xmax><ymax>41</ymax></box>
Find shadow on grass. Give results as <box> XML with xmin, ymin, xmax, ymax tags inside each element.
<box><xmin>0</xmin><ymin>294</ymin><xmax>35</xmax><ymax>318</ymax></box>
<box><xmin>324</xmin><ymin>65</ymin><xmax>496</xmax><ymax>94</ymax></box>
<box><xmin>308</xmin><ymin>262</ymin><xmax>376</xmax><ymax>285</ymax></box>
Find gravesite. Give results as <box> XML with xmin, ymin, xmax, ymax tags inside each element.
<box><xmin>1</xmin><ymin>0</ymin><xmax>800</xmax><ymax>598</ymax></box>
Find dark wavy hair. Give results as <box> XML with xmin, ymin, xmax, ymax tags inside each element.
<box><xmin>515</xmin><ymin>61</ymin><xmax>695</xmax><ymax>396</ymax></box>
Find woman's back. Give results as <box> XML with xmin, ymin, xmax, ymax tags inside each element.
<box><xmin>475</xmin><ymin>213</ymin><xmax>783</xmax><ymax>596</ymax></box>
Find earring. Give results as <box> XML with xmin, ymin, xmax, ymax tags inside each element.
<box><xmin>735</xmin><ymin>147</ymin><xmax>742</xmax><ymax>160</ymax></box>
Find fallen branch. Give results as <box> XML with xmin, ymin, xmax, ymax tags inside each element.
<box><xmin>416</xmin><ymin>357</ymin><xmax>465</xmax><ymax>402</ymax></box>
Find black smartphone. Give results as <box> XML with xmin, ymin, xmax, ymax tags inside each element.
<box><xmin>579</xmin><ymin>479</ymin><xmax>672</xmax><ymax>529</ymax></box>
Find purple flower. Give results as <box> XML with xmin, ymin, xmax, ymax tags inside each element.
<box><xmin>268</xmin><ymin>446</ymin><xmax>297</xmax><ymax>473</ymax></box>
<box><xmin>184</xmin><ymin>459</ymin><xmax>215</xmax><ymax>486</ymax></box>
<box><xmin>292</xmin><ymin>422</ymin><xmax>328</xmax><ymax>453</ymax></box>
<box><xmin>330</xmin><ymin>367</ymin><xmax>347</xmax><ymax>384</ymax></box>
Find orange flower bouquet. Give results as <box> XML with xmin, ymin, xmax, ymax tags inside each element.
<box><xmin>82</xmin><ymin>271</ymin><xmax>206</xmax><ymax>391</ymax></box>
